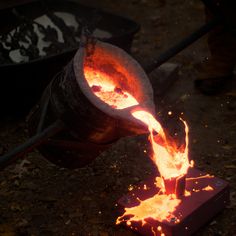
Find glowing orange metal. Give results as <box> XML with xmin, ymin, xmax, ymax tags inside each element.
<box><xmin>84</xmin><ymin>67</ymin><xmax>138</xmax><ymax>109</ymax></box>
<box><xmin>132</xmin><ymin>110</ymin><xmax>191</xmax><ymax>181</ymax></box>
<box><xmin>84</xmin><ymin>66</ymin><xmax>218</xmax><ymax>233</ymax></box>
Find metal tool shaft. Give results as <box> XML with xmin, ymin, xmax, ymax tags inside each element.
<box><xmin>0</xmin><ymin>120</ymin><xmax>64</xmax><ymax>170</ymax></box>
<box><xmin>145</xmin><ymin>17</ymin><xmax>220</xmax><ymax>73</ymax></box>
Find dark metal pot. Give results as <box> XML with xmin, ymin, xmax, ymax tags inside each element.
<box><xmin>28</xmin><ymin>40</ymin><xmax>155</xmax><ymax>168</ymax></box>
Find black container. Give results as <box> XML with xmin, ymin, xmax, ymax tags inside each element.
<box><xmin>0</xmin><ymin>0</ymin><xmax>140</xmax><ymax>115</ymax></box>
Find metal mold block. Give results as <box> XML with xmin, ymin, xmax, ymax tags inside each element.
<box><xmin>117</xmin><ymin>168</ymin><xmax>230</xmax><ymax>236</ymax></box>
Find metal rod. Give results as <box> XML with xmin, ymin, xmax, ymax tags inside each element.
<box><xmin>145</xmin><ymin>17</ymin><xmax>220</xmax><ymax>73</ymax></box>
<box><xmin>36</xmin><ymin>96</ymin><xmax>50</xmax><ymax>134</ymax></box>
<box><xmin>0</xmin><ymin>120</ymin><xmax>64</xmax><ymax>170</ymax></box>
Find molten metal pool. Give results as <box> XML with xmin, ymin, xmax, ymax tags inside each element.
<box><xmin>116</xmin><ymin>168</ymin><xmax>229</xmax><ymax>236</ymax></box>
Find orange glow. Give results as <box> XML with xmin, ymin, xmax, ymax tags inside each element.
<box><xmin>84</xmin><ymin>67</ymin><xmax>138</xmax><ymax>109</ymax></box>
<box><xmin>84</xmin><ymin>64</ymin><xmax>213</xmax><ymax>230</ymax></box>
<box><xmin>116</xmin><ymin>194</ymin><xmax>181</xmax><ymax>225</ymax></box>
<box><xmin>84</xmin><ymin>66</ymin><xmax>191</xmax><ymax>182</ymax></box>
<box><xmin>184</xmin><ymin>190</ymin><xmax>191</xmax><ymax>197</ymax></box>
<box><xmin>151</xmin><ymin>226</ymin><xmax>165</xmax><ymax>236</ymax></box>
<box><xmin>186</xmin><ymin>174</ymin><xmax>214</xmax><ymax>181</ymax></box>
<box><xmin>155</xmin><ymin>177</ymin><xmax>165</xmax><ymax>193</ymax></box>
<box><xmin>202</xmin><ymin>185</ymin><xmax>214</xmax><ymax>191</ymax></box>
<box><xmin>151</xmin><ymin>227</ymin><xmax>157</xmax><ymax>236</ymax></box>
<box><xmin>116</xmin><ymin>111</ymin><xmax>194</xmax><ymax>227</ymax></box>
<box><xmin>132</xmin><ymin>110</ymin><xmax>191</xmax><ymax>180</ymax></box>
<box><xmin>116</xmin><ymin>175</ymin><xmax>215</xmax><ymax>229</ymax></box>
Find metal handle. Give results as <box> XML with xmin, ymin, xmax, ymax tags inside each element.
<box><xmin>144</xmin><ymin>17</ymin><xmax>220</xmax><ymax>73</ymax></box>
<box><xmin>0</xmin><ymin>120</ymin><xmax>64</xmax><ymax>170</ymax></box>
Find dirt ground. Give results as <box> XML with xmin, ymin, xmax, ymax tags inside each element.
<box><xmin>1</xmin><ymin>0</ymin><xmax>236</xmax><ymax>235</ymax></box>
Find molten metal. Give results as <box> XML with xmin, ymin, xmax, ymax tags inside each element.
<box><xmin>84</xmin><ymin>65</ymin><xmax>229</xmax><ymax>236</ymax></box>
<box><xmin>84</xmin><ymin>67</ymin><xmax>138</xmax><ymax>109</ymax></box>
<box><xmin>84</xmin><ymin>67</ymin><xmax>192</xmax><ymax>192</ymax></box>
<box><xmin>132</xmin><ymin>110</ymin><xmax>192</xmax><ymax>180</ymax></box>
<box><xmin>84</xmin><ymin>64</ymin><xmax>191</xmax><ymax>219</ymax></box>
<box><xmin>117</xmin><ymin>168</ymin><xmax>229</xmax><ymax>236</ymax></box>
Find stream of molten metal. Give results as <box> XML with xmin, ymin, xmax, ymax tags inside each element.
<box><xmin>84</xmin><ymin>67</ymin><xmax>212</xmax><ymax>232</ymax></box>
<box><xmin>116</xmin><ymin>111</ymin><xmax>192</xmax><ymax>227</ymax></box>
<box><xmin>84</xmin><ymin>66</ymin><xmax>191</xmax><ymax>180</ymax></box>
<box><xmin>132</xmin><ymin>111</ymin><xmax>191</xmax><ymax>180</ymax></box>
